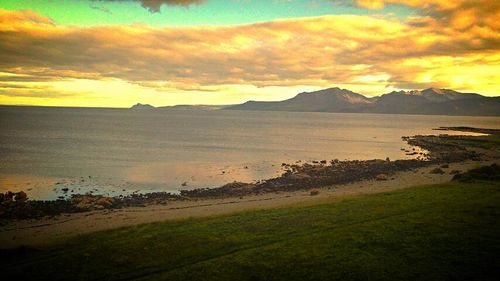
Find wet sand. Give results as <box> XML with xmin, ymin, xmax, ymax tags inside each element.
<box><xmin>0</xmin><ymin>160</ymin><xmax>491</xmax><ymax>249</ymax></box>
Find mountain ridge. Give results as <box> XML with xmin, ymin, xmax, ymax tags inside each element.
<box><xmin>226</xmin><ymin>87</ymin><xmax>500</xmax><ymax>116</ymax></box>
<box><xmin>129</xmin><ymin>103</ymin><xmax>229</xmax><ymax>111</ymax></box>
<box><xmin>129</xmin><ymin>87</ymin><xmax>499</xmax><ymax>116</ymax></box>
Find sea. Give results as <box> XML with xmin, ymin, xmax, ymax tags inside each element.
<box><xmin>1</xmin><ymin>106</ymin><xmax>499</xmax><ymax>200</ymax></box>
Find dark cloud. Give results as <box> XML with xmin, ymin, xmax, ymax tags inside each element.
<box><xmin>97</xmin><ymin>0</ymin><xmax>207</xmax><ymax>12</ymax></box>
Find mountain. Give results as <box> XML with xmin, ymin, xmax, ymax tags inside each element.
<box><xmin>415</xmin><ymin>96</ymin><xmax>500</xmax><ymax>116</ymax></box>
<box><xmin>130</xmin><ymin>103</ymin><xmax>155</xmax><ymax>110</ymax></box>
<box><xmin>228</xmin><ymin>87</ymin><xmax>373</xmax><ymax>112</ymax></box>
<box><xmin>419</xmin><ymin>88</ymin><xmax>483</xmax><ymax>102</ymax></box>
<box><xmin>130</xmin><ymin>88</ymin><xmax>499</xmax><ymax>116</ymax></box>
<box><xmin>157</xmin><ymin>104</ymin><xmax>229</xmax><ymax>111</ymax></box>
<box><xmin>226</xmin><ymin>88</ymin><xmax>500</xmax><ymax>116</ymax></box>
<box><xmin>130</xmin><ymin>104</ymin><xmax>230</xmax><ymax>111</ymax></box>
<box><xmin>363</xmin><ymin>88</ymin><xmax>491</xmax><ymax>115</ymax></box>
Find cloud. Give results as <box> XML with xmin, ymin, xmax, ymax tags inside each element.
<box><xmin>353</xmin><ymin>0</ymin><xmax>500</xmax><ymax>31</ymax></box>
<box><xmin>96</xmin><ymin>0</ymin><xmax>207</xmax><ymax>12</ymax></box>
<box><xmin>0</xmin><ymin>9</ymin><xmax>54</xmax><ymax>26</ymax></box>
<box><xmin>0</xmin><ymin>7</ymin><xmax>498</xmax><ymax>102</ymax></box>
<box><xmin>0</xmin><ymin>82</ymin><xmax>79</xmax><ymax>98</ymax></box>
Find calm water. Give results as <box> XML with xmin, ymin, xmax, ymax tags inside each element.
<box><xmin>1</xmin><ymin>106</ymin><xmax>499</xmax><ymax>199</ymax></box>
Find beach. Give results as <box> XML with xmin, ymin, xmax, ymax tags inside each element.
<box><xmin>0</xmin><ymin>159</ymin><xmax>495</xmax><ymax>248</ymax></box>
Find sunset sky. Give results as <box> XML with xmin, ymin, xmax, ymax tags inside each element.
<box><xmin>0</xmin><ymin>0</ymin><xmax>498</xmax><ymax>107</ymax></box>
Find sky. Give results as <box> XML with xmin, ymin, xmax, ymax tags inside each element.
<box><xmin>0</xmin><ymin>0</ymin><xmax>498</xmax><ymax>107</ymax></box>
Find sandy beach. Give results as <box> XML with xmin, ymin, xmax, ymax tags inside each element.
<box><xmin>0</xmin><ymin>160</ymin><xmax>493</xmax><ymax>249</ymax></box>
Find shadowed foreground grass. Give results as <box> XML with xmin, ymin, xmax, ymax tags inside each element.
<box><xmin>2</xmin><ymin>180</ymin><xmax>499</xmax><ymax>281</ymax></box>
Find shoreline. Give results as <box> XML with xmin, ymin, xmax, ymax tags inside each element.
<box><xmin>1</xmin><ymin>127</ymin><xmax>495</xmax><ymax>219</ymax></box>
<box><xmin>0</xmin><ymin>160</ymin><xmax>495</xmax><ymax>249</ymax></box>
<box><xmin>1</xmin><ymin>126</ymin><xmax>499</xmax><ymax>248</ymax></box>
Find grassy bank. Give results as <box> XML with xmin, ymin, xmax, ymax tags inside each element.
<box><xmin>2</xmin><ymin>179</ymin><xmax>499</xmax><ymax>281</ymax></box>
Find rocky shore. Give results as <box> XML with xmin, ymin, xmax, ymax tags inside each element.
<box><xmin>1</xmin><ymin>127</ymin><xmax>498</xmax><ymax>221</ymax></box>
<box><xmin>0</xmin><ymin>192</ymin><xmax>182</xmax><ymax>221</ymax></box>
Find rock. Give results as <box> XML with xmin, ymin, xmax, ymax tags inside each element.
<box><xmin>222</xmin><ymin>181</ymin><xmax>253</xmax><ymax>190</ymax></box>
<box><xmin>440</xmin><ymin>164</ymin><xmax>449</xmax><ymax>168</ymax></box>
<box><xmin>62</xmin><ymin>188</ymin><xmax>69</xmax><ymax>192</ymax></box>
<box><xmin>14</xmin><ymin>191</ymin><xmax>28</xmax><ymax>202</ymax></box>
<box><xmin>375</xmin><ymin>174</ymin><xmax>389</xmax><ymax>181</ymax></box>
<box><xmin>180</xmin><ymin>181</ymin><xmax>256</xmax><ymax>197</ymax></box>
<box><xmin>287</xmin><ymin>172</ymin><xmax>311</xmax><ymax>180</ymax></box>
<box><xmin>429</xmin><ymin>168</ymin><xmax>445</xmax><ymax>174</ymax></box>
<box><xmin>181</xmin><ymin>182</ymin><xmax>188</xmax><ymax>187</ymax></box>
<box><xmin>309</xmin><ymin>189</ymin><xmax>320</xmax><ymax>196</ymax></box>
<box><xmin>452</xmin><ymin>164</ymin><xmax>500</xmax><ymax>182</ymax></box>
<box><xmin>95</xmin><ymin>197</ymin><xmax>114</xmax><ymax>208</ymax></box>
<box><xmin>4</xmin><ymin>191</ymin><xmax>14</xmax><ymax>202</ymax></box>
<box><xmin>71</xmin><ymin>195</ymin><xmax>115</xmax><ymax>211</ymax></box>
<box><xmin>449</xmin><ymin>169</ymin><xmax>461</xmax><ymax>175</ymax></box>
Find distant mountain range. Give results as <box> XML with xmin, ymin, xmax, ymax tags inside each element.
<box><xmin>131</xmin><ymin>103</ymin><xmax>226</xmax><ymax>111</ymax></box>
<box><xmin>226</xmin><ymin>88</ymin><xmax>500</xmax><ymax>116</ymax></box>
<box><xmin>131</xmin><ymin>88</ymin><xmax>500</xmax><ymax>116</ymax></box>
<box><xmin>131</xmin><ymin>103</ymin><xmax>156</xmax><ymax>110</ymax></box>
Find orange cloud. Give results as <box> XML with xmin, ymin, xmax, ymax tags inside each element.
<box><xmin>0</xmin><ymin>7</ymin><xmax>498</xmax><ymax>106</ymax></box>
<box><xmin>354</xmin><ymin>0</ymin><xmax>500</xmax><ymax>31</ymax></box>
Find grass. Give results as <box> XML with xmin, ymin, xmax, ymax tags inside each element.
<box><xmin>2</xmin><ymin>180</ymin><xmax>500</xmax><ymax>281</ymax></box>
<box><xmin>439</xmin><ymin>134</ymin><xmax>500</xmax><ymax>150</ymax></box>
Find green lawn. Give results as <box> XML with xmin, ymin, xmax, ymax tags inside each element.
<box><xmin>2</xmin><ymin>180</ymin><xmax>500</xmax><ymax>281</ymax></box>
